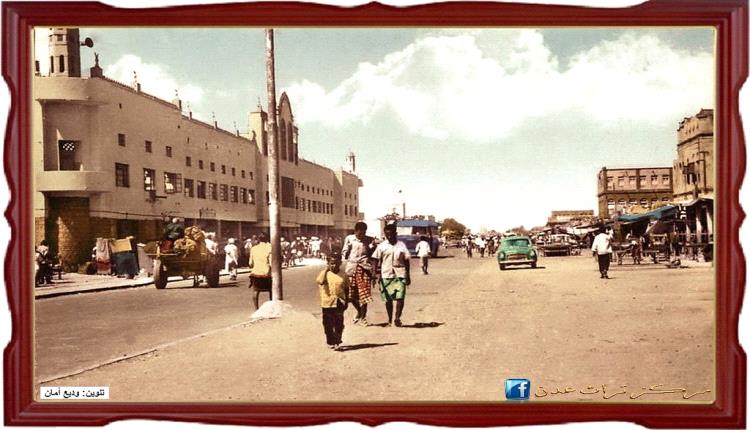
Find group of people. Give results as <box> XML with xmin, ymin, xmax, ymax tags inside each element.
<box><xmin>316</xmin><ymin>221</ymin><xmax>412</xmax><ymax>350</ymax></box>
<box><xmin>461</xmin><ymin>235</ymin><xmax>499</xmax><ymax>258</ymax></box>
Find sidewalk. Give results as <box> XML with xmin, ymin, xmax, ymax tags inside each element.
<box><xmin>34</xmin><ymin>258</ymin><xmax>326</xmax><ymax>299</ymax></box>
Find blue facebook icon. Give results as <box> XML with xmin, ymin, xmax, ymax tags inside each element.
<box><xmin>505</xmin><ymin>379</ymin><xmax>531</xmax><ymax>400</ymax></box>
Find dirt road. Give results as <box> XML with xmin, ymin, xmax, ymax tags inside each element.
<box><xmin>37</xmin><ymin>250</ymin><xmax>714</xmax><ymax>403</ymax></box>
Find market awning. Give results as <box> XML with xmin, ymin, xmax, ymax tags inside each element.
<box><xmin>617</xmin><ymin>205</ymin><xmax>676</xmax><ymax>223</ymax></box>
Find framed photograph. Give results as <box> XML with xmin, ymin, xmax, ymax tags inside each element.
<box><xmin>3</xmin><ymin>0</ymin><xmax>746</xmax><ymax>428</ymax></box>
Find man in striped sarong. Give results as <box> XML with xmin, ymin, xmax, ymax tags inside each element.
<box><xmin>342</xmin><ymin>221</ymin><xmax>376</xmax><ymax>326</ymax></box>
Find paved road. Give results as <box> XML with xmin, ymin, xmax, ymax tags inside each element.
<box><xmin>35</xmin><ymin>262</ymin><xmax>326</xmax><ymax>382</ymax></box>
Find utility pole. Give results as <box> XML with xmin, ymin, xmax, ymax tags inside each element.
<box><xmin>265</xmin><ymin>29</ymin><xmax>283</xmax><ymax>301</ymax></box>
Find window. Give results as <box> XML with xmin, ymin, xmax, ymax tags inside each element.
<box><xmin>249</xmin><ymin>171</ymin><xmax>254</xmax><ymax>180</ymax></box>
<box><xmin>186</xmin><ymin>156</ymin><xmax>192</xmax><ymax>167</ymax></box>
<box><xmin>118</xmin><ymin>133</ymin><xmax>126</xmax><ymax>147</ymax></box>
<box><xmin>299</xmin><ymin>197</ymin><xmax>305</xmax><ymax>211</ymax></box>
<box><xmin>143</xmin><ymin>168</ymin><xmax>156</xmax><ymax>191</ymax></box>
<box><xmin>50</xmin><ymin>56</ymin><xmax>54</xmax><ymax>73</ymax></box>
<box><xmin>166</xmin><ymin>146</ymin><xmax>173</xmax><ymax>157</ymax></box>
<box><xmin>184</xmin><ymin>179</ymin><xmax>194</xmax><ymax>197</ymax></box>
<box><xmin>58</xmin><ymin>140</ymin><xmax>80</xmax><ymax>170</ymax></box>
<box><xmin>221</xmin><ymin>165</ymin><xmax>226</xmax><ymax>174</ymax></box>
<box><xmin>281</xmin><ymin>176</ymin><xmax>296</xmax><ymax>208</ymax></box>
<box><xmin>629</xmin><ymin>176</ymin><xmax>636</xmax><ymax>185</ymax></box>
<box><xmin>220</xmin><ymin>184</ymin><xmax>228</xmax><ymax>201</ymax></box>
<box><xmin>241</xmin><ymin>170</ymin><xmax>246</xmax><ymax>178</ymax></box>
<box><xmin>639</xmin><ymin>175</ymin><xmax>646</xmax><ymax>184</ymax></box>
<box><xmin>240</xmin><ymin>187</ymin><xmax>247</xmax><ymax>204</ymax></box>
<box><xmin>651</xmin><ymin>175</ymin><xmax>658</xmax><ymax>185</ymax></box>
<box><xmin>164</xmin><ymin>172</ymin><xmax>182</xmax><ymax>194</ymax></box>
<box><xmin>210</xmin><ymin>162</ymin><xmax>215</xmax><ymax>172</ymax></box>
<box><xmin>640</xmin><ymin>198</ymin><xmax>648</xmax><ymax>208</ymax></box>
<box><xmin>145</xmin><ymin>140</ymin><xmax>152</xmax><ymax>153</ymax></box>
<box><xmin>59</xmin><ymin>55</ymin><xmax>65</xmax><ymax>73</ymax></box>
<box><xmin>199</xmin><ymin>160</ymin><xmax>204</xmax><ymax>170</ymax></box>
<box><xmin>662</xmin><ymin>175</ymin><xmax>670</xmax><ymax>184</ymax></box>
<box><xmin>248</xmin><ymin>189</ymin><xmax>255</xmax><ymax>204</ymax></box>
<box><xmin>230</xmin><ymin>186</ymin><xmax>238</xmax><ymax>203</ymax></box>
<box><xmin>629</xmin><ymin>198</ymin><xmax>637</xmax><ymax>207</ymax></box>
<box><xmin>209</xmin><ymin>183</ymin><xmax>218</xmax><ymax>200</ymax></box>
<box><xmin>607</xmin><ymin>199</ymin><xmax>615</xmax><ymax>214</ymax></box>
<box><xmin>115</xmin><ymin>163</ymin><xmax>129</xmax><ymax>188</ymax></box>
<box><xmin>231</xmin><ymin>167</ymin><xmax>236</xmax><ymax>176</ymax></box>
<box><xmin>197</xmin><ymin>181</ymin><xmax>207</xmax><ymax>199</ymax></box>
<box><xmin>345</xmin><ymin>205</ymin><xmax>349</xmax><ymax>216</ymax></box>
<box><xmin>266</xmin><ymin>191</ymin><xmax>270</xmax><ymax>206</ymax></box>
<box><xmin>56</xmin><ymin>34</ymin><xmax>63</xmax><ymax>42</ymax></box>
<box><xmin>662</xmin><ymin>197</ymin><xmax>670</xmax><ymax>203</ymax></box>
<box><xmin>650</xmin><ymin>198</ymin><xmax>658</xmax><ymax>207</ymax></box>
<box><xmin>307</xmin><ymin>200</ymin><xmax>311</xmax><ymax>211</ymax></box>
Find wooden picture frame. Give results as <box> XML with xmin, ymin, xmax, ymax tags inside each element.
<box><xmin>3</xmin><ymin>0</ymin><xmax>746</xmax><ymax>427</ymax></box>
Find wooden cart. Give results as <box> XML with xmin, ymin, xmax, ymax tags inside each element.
<box><xmin>146</xmin><ymin>242</ymin><xmax>220</xmax><ymax>289</ymax></box>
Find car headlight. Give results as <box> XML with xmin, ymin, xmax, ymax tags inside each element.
<box><xmin>498</xmin><ymin>252</ymin><xmax>506</xmax><ymax>260</ymax></box>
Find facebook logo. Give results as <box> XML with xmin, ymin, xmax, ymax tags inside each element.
<box><xmin>505</xmin><ymin>378</ymin><xmax>531</xmax><ymax>400</ymax></box>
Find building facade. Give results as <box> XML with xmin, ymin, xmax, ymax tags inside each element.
<box><xmin>673</xmin><ymin>108</ymin><xmax>714</xmax><ymax>202</ymax></box>
<box><xmin>596</xmin><ymin>167</ymin><xmax>674</xmax><ymax>219</ymax></box>
<box><xmin>33</xmin><ymin>28</ymin><xmax>363</xmax><ymax>270</ymax></box>
<box><xmin>546</xmin><ymin>210</ymin><xmax>595</xmax><ymax>226</ymax></box>
<box><xmin>672</xmin><ymin>108</ymin><xmax>714</xmax><ymax>245</ymax></box>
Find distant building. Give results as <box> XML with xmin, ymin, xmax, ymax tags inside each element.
<box><xmin>597</xmin><ymin>167</ymin><xmax>674</xmax><ymax>219</ymax></box>
<box><xmin>33</xmin><ymin>28</ymin><xmax>363</xmax><ymax>270</ymax></box>
<box><xmin>546</xmin><ymin>210</ymin><xmax>595</xmax><ymax>226</ymax></box>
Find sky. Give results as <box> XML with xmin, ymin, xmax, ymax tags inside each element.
<box><xmin>34</xmin><ymin>24</ymin><xmax>715</xmax><ymax>232</ymax></box>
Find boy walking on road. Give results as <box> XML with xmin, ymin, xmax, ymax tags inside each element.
<box><xmin>415</xmin><ymin>236</ymin><xmax>431</xmax><ymax>275</ymax></box>
<box><xmin>373</xmin><ymin>222</ymin><xmax>411</xmax><ymax>327</ymax></box>
<box><xmin>315</xmin><ymin>252</ymin><xmax>350</xmax><ymax>350</ymax></box>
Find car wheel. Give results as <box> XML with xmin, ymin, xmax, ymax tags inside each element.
<box><xmin>499</xmin><ymin>263</ymin><xmax>507</xmax><ymax>271</ymax></box>
<box><xmin>531</xmin><ymin>262</ymin><xmax>537</xmax><ymax>269</ymax></box>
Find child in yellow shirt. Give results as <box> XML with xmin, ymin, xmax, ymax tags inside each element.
<box><xmin>316</xmin><ymin>252</ymin><xmax>350</xmax><ymax>350</ymax></box>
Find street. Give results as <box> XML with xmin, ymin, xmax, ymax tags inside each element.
<box><xmin>35</xmin><ymin>249</ymin><xmax>714</xmax><ymax>403</ymax></box>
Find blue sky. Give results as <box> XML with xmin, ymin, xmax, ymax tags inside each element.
<box><xmin>35</xmin><ymin>25</ymin><xmax>714</xmax><ymax>232</ymax></box>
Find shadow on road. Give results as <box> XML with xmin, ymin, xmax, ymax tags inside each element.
<box><xmin>369</xmin><ymin>321</ymin><xmax>444</xmax><ymax>328</ymax></box>
<box><xmin>338</xmin><ymin>342</ymin><xmax>398</xmax><ymax>352</ymax></box>
<box><xmin>165</xmin><ymin>283</ymin><xmax>240</xmax><ymax>290</ymax></box>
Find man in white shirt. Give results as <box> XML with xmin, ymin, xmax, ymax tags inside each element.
<box><xmin>224</xmin><ymin>238</ymin><xmax>239</xmax><ymax>280</ymax></box>
<box><xmin>415</xmin><ymin>236</ymin><xmax>431</xmax><ymax>275</ymax></box>
<box><xmin>591</xmin><ymin>228</ymin><xmax>613</xmax><ymax>279</ymax></box>
<box><xmin>372</xmin><ymin>222</ymin><xmax>411</xmax><ymax>327</ymax></box>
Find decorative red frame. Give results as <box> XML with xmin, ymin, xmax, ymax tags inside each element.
<box><xmin>2</xmin><ymin>0</ymin><xmax>746</xmax><ymax>427</ymax></box>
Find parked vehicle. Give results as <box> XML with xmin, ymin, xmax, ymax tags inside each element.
<box><xmin>541</xmin><ymin>233</ymin><xmax>575</xmax><ymax>256</ymax></box>
<box><xmin>497</xmin><ymin>235</ymin><xmax>537</xmax><ymax>270</ymax></box>
<box><xmin>396</xmin><ymin>219</ymin><xmax>440</xmax><ymax>257</ymax></box>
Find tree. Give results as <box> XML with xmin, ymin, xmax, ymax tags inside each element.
<box><xmin>440</xmin><ymin>218</ymin><xmax>467</xmax><ymax>238</ymax></box>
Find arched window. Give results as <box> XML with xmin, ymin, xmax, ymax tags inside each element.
<box><xmin>59</xmin><ymin>55</ymin><xmax>65</xmax><ymax>73</ymax></box>
<box><xmin>287</xmin><ymin>123</ymin><xmax>294</xmax><ymax>161</ymax></box>
<box><xmin>279</xmin><ymin>120</ymin><xmax>287</xmax><ymax>161</ymax></box>
<box><xmin>640</xmin><ymin>198</ymin><xmax>648</xmax><ymax>208</ymax></box>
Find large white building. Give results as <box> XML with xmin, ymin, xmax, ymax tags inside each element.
<box><xmin>33</xmin><ymin>28</ymin><xmax>363</xmax><ymax>270</ymax></box>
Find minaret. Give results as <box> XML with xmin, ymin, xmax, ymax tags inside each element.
<box><xmin>345</xmin><ymin>151</ymin><xmax>356</xmax><ymax>174</ymax></box>
<box><xmin>48</xmin><ymin>28</ymin><xmax>81</xmax><ymax>77</ymax></box>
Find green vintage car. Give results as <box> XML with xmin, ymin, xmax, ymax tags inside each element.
<box><xmin>497</xmin><ymin>235</ymin><xmax>538</xmax><ymax>270</ymax></box>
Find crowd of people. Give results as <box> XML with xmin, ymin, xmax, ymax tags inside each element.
<box><xmin>460</xmin><ymin>234</ymin><xmax>501</xmax><ymax>258</ymax></box>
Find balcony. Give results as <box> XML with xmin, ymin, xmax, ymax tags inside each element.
<box><xmin>36</xmin><ymin>170</ymin><xmax>110</xmax><ymax>194</ymax></box>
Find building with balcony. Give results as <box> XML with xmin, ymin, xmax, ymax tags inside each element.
<box><xmin>33</xmin><ymin>28</ymin><xmax>363</xmax><ymax>270</ymax></box>
<box><xmin>596</xmin><ymin>167</ymin><xmax>674</xmax><ymax>219</ymax></box>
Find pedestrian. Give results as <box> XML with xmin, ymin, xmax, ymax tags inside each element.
<box><xmin>591</xmin><ymin>228</ymin><xmax>613</xmax><ymax>279</ymax></box>
<box><xmin>224</xmin><ymin>238</ymin><xmax>239</xmax><ymax>280</ymax></box>
<box><xmin>475</xmin><ymin>236</ymin><xmax>486</xmax><ymax>257</ymax></box>
<box><xmin>35</xmin><ymin>240</ymin><xmax>54</xmax><ymax>286</ymax></box>
<box><xmin>341</xmin><ymin>221</ymin><xmax>375</xmax><ymax>325</ymax></box>
<box><xmin>315</xmin><ymin>251</ymin><xmax>350</xmax><ymax>350</ymax></box>
<box><xmin>372</xmin><ymin>222</ymin><xmax>411</xmax><ymax>327</ymax></box>
<box><xmin>415</xmin><ymin>235</ymin><xmax>431</xmax><ymax>275</ymax></box>
<box><xmin>248</xmin><ymin>232</ymin><xmax>273</xmax><ymax>309</ymax></box>
<box><xmin>465</xmin><ymin>236</ymin><xmax>473</xmax><ymax>258</ymax></box>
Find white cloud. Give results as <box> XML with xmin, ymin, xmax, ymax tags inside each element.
<box><xmin>285</xmin><ymin>30</ymin><xmax>713</xmax><ymax>142</ymax></box>
<box><xmin>104</xmin><ymin>54</ymin><xmax>205</xmax><ymax>112</ymax></box>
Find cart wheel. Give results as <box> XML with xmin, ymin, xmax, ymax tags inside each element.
<box><xmin>153</xmin><ymin>260</ymin><xmax>168</xmax><ymax>289</ymax></box>
<box><xmin>206</xmin><ymin>258</ymin><xmax>220</xmax><ymax>288</ymax></box>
